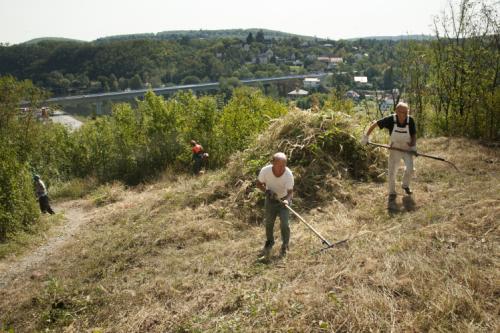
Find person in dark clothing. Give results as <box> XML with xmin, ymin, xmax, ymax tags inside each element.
<box><xmin>190</xmin><ymin>140</ymin><xmax>204</xmax><ymax>175</ymax></box>
<box><xmin>33</xmin><ymin>175</ymin><xmax>55</xmax><ymax>214</ymax></box>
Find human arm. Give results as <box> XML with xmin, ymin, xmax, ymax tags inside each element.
<box><xmin>256</xmin><ymin>179</ymin><xmax>266</xmax><ymax>193</ymax></box>
<box><xmin>282</xmin><ymin>189</ymin><xmax>293</xmax><ymax>206</ymax></box>
<box><xmin>361</xmin><ymin>121</ymin><xmax>379</xmax><ymax>145</ymax></box>
<box><xmin>408</xmin><ymin>118</ymin><xmax>417</xmax><ymax>148</ymax></box>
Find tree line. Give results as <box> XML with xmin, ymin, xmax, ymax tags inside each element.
<box><xmin>0</xmin><ymin>31</ymin><xmax>410</xmax><ymax>96</ymax></box>
<box><xmin>398</xmin><ymin>0</ymin><xmax>499</xmax><ymax>139</ymax></box>
<box><xmin>0</xmin><ymin>0</ymin><xmax>498</xmax><ymax>241</ymax></box>
<box><xmin>0</xmin><ymin>76</ymin><xmax>285</xmax><ymax>240</ymax></box>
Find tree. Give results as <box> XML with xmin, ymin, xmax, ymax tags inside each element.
<box><xmin>0</xmin><ymin>76</ymin><xmax>45</xmax><ymax>240</ymax></box>
<box><xmin>181</xmin><ymin>75</ymin><xmax>201</xmax><ymax>85</ymax></box>
<box><xmin>383</xmin><ymin>67</ymin><xmax>394</xmax><ymax>90</ymax></box>
<box><xmin>246</xmin><ymin>32</ymin><xmax>254</xmax><ymax>44</ymax></box>
<box><xmin>256</xmin><ymin>30</ymin><xmax>265</xmax><ymax>43</ymax></box>
<box><xmin>118</xmin><ymin>77</ymin><xmax>128</xmax><ymax>90</ymax></box>
<box><xmin>129</xmin><ymin>74</ymin><xmax>143</xmax><ymax>90</ymax></box>
<box><xmin>430</xmin><ymin>0</ymin><xmax>499</xmax><ymax>139</ymax></box>
<box><xmin>109</xmin><ymin>74</ymin><xmax>119</xmax><ymax>91</ymax></box>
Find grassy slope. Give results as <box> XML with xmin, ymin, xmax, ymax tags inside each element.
<box><xmin>0</xmin><ymin>138</ymin><xmax>498</xmax><ymax>332</ymax></box>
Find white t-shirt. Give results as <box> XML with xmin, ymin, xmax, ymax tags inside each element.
<box><xmin>258</xmin><ymin>165</ymin><xmax>294</xmax><ymax>199</ymax></box>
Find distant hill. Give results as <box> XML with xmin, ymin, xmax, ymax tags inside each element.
<box><xmin>95</xmin><ymin>29</ymin><xmax>318</xmax><ymax>43</ymax></box>
<box><xmin>18</xmin><ymin>32</ymin><xmax>435</xmax><ymax>45</ymax></box>
<box><xmin>22</xmin><ymin>37</ymin><xmax>87</xmax><ymax>45</ymax></box>
<box><xmin>346</xmin><ymin>34</ymin><xmax>435</xmax><ymax>41</ymax></box>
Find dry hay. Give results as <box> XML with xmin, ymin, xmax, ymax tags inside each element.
<box><xmin>1</xmin><ymin>136</ymin><xmax>498</xmax><ymax>332</ymax></box>
<box><xmin>224</xmin><ymin>109</ymin><xmax>386</xmax><ymax>223</ymax></box>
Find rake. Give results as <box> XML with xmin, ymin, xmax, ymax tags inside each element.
<box><xmin>368</xmin><ymin>142</ymin><xmax>459</xmax><ymax>171</ymax></box>
<box><xmin>284</xmin><ymin>203</ymin><xmax>348</xmax><ymax>253</ymax></box>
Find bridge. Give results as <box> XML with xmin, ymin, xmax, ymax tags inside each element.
<box><xmin>31</xmin><ymin>73</ymin><xmax>328</xmax><ymax>112</ymax></box>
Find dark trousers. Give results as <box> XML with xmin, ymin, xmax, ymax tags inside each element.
<box><xmin>193</xmin><ymin>156</ymin><xmax>203</xmax><ymax>174</ymax></box>
<box><xmin>264</xmin><ymin>197</ymin><xmax>290</xmax><ymax>247</ymax></box>
<box><xmin>39</xmin><ymin>195</ymin><xmax>55</xmax><ymax>214</ymax></box>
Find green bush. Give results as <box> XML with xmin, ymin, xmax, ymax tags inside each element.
<box><xmin>0</xmin><ymin>147</ymin><xmax>38</xmax><ymax>240</ymax></box>
<box><xmin>63</xmin><ymin>88</ymin><xmax>286</xmax><ymax>185</ymax></box>
<box><xmin>50</xmin><ymin>178</ymin><xmax>98</xmax><ymax>200</ymax></box>
<box><xmin>0</xmin><ymin>76</ymin><xmax>44</xmax><ymax>241</ymax></box>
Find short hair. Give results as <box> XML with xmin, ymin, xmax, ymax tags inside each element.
<box><xmin>395</xmin><ymin>102</ymin><xmax>409</xmax><ymax>111</ymax></box>
<box><xmin>190</xmin><ymin>140</ymin><xmax>197</xmax><ymax>146</ymax></box>
<box><xmin>272</xmin><ymin>152</ymin><xmax>287</xmax><ymax>163</ymax></box>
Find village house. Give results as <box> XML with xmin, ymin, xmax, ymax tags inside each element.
<box><xmin>303</xmin><ymin>78</ymin><xmax>321</xmax><ymax>89</ymax></box>
<box><xmin>317</xmin><ymin>56</ymin><xmax>343</xmax><ymax>69</ymax></box>
<box><xmin>354</xmin><ymin>76</ymin><xmax>368</xmax><ymax>84</ymax></box>
<box><xmin>287</xmin><ymin>88</ymin><xmax>309</xmax><ymax>99</ymax></box>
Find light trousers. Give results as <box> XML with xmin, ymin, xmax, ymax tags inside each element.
<box><xmin>388</xmin><ymin>150</ymin><xmax>414</xmax><ymax>195</ymax></box>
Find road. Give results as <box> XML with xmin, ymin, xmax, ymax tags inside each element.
<box><xmin>50</xmin><ymin>110</ymin><xmax>83</xmax><ymax>131</ymax></box>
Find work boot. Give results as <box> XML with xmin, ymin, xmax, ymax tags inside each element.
<box><xmin>280</xmin><ymin>244</ymin><xmax>288</xmax><ymax>258</ymax></box>
<box><xmin>258</xmin><ymin>241</ymin><xmax>273</xmax><ymax>258</ymax></box>
<box><xmin>402</xmin><ymin>187</ymin><xmax>413</xmax><ymax>195</ymax></box>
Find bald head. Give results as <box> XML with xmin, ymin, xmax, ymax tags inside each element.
<box><xmin>271</xmin><ymin>152</ymin><xmax>287</xmax><ymax>177</ymax></box>
<box><xmin>272</xmin><ymin>152</ymin><xmax>287</xmax><ymax>163</ymax></box>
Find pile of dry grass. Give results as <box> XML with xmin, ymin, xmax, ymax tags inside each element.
<box><xmin>223</xmin><ymin>109</ymin><xmax>386</xmax><ymax>223</ymax></box>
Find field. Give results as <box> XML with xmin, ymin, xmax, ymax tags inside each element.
<box><xmin>0</xmin><ymin>137</ymin><xmax>498</xmax><ymax>332</ymax></box>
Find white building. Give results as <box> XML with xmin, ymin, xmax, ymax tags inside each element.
<box><xmin>303</xmin><ymin>78</ymin><xmax>321</xmax><ymax>89</ymax></box>
<box><xmin>354</xmin><ymin>76</ymin><xmax>368</xmax><ymax>84</ymax></box>
<box><xmin>288</xmin><ymin>88</ymin><xmax>309</xmax><ymax>98</ymax></box>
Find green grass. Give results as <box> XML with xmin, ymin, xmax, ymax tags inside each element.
<box><xmin>0</xmin><ymin>213</ymin><xmax>65</xmax><ymax>259</ymax></box>
<box><xmin>50</xmin><ymin>177</ymin><xmax>98</xmax><ymax>200</ymax></box>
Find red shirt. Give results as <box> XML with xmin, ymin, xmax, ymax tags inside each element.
<box><xmin>192</xmin><ymin>144</ymin><xmax>203</xmax><ymax>154</ymax></box>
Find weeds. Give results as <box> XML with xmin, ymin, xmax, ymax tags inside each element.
<box><xmin>90</xmin><ymin>182</ymin><xmax>124</xmax><ymax>207</ymax></box>
<box><xmin>50</xmin><ymin>177</ymin><xmax>98</xmax><ymax>200</ymax></box>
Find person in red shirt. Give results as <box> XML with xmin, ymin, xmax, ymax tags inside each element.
<box><xmin>190</xmin><ymin>140</ymin><xmax>204</xmax><ymax>175</ymax></box>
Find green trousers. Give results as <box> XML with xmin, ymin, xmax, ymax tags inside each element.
<box><xmin>264</xmin><ymin>197</ymin><xmax>290</xmax><ymax>247</ymax></box>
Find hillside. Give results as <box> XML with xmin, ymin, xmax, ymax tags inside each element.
<box><xmin>346</xmin><ymin>34</ymin><xmax>435</xmax><ymax>41</ymax></box>
<box><xmin>21</xmin><ymin>37</ymin><xmax>87</xmax><ymax>45</ymax></box>
<box><xmin>96</xmin><ymin>29</ymin><xmax>317</xmax><ymax>43</ymax></box>
<box><xmin>0</xmin><ymin>111</ymin><xmax>498</xmax><ymax>332</ymax></box>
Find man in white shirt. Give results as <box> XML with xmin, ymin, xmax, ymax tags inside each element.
<box><xmin>256</xmin><ymin>152</ymin><xmax>294</xmax><ymax>258</ymax></box>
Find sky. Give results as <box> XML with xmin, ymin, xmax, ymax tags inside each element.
<box><xmin>0</xmin><ymin>0</ymin><xmax>452</xmax><ymax>44</ymax></box>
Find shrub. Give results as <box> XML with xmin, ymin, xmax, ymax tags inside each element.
<box><xmin>0</xmin><ymin>147</ymin><xmax>38</xmax><ymax>240</ymax></box>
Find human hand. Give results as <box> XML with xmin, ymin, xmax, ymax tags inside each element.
<box><xmin>361</xmin><ymin>134</ymin><xmax>369</xmax><ymax>145</ymax></box>
<box><xmin>407</xmin><ymin>143</ymin><xmax>417</xmax><ymax>152</ymax></box>
<box><xmin>282</xmin><ymin>199</ymin><xmax>289</xmax><ymax>206</ymax></box>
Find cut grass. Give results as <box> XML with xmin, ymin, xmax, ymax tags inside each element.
<box><xmin>0</xmin><ymin>137</ymin><xmax>498</xmax><ymax>332</ymax></box>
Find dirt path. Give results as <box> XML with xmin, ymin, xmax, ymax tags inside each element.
<box><xmin>0</xmin><ymin>185</ymin><xmax>164</xmax><ymax>289</ymax></box>
<box><xmin>0</xmin><ymin>200</ymin><xmax>89</xmax><ymax>288</ymax></box>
